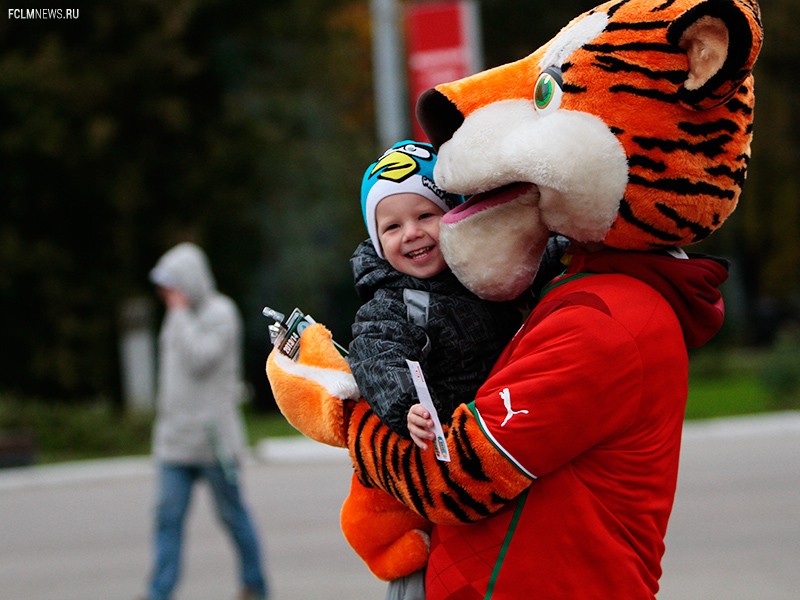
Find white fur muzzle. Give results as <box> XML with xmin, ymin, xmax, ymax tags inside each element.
<box><xmin>433</xmin><ymin>98</ymin><xmax>627</xmax><ymax>299</ymax></box>
<box><xmin>435</xmin><ymin>99</ymin><xmax>627</xmax><ymax>243</ymax></box>
<box><xmin>440</xmin><ymin>186</ymin><xmax>548</xmax><ymax>301</ymax></box>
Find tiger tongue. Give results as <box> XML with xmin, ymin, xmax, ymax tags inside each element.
<box><xmin>442</xmin><ymin>183</ymin><xmax>537</xmax><ymax>225</ymax></box>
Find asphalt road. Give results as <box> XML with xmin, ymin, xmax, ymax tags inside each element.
<box><xmin>0</xmin><ymin>412</ymin><xmax>798</xmax><ymax>600</ymax></box>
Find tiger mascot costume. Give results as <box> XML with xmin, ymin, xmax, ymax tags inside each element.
<box><xmin>267</xmin><ymin>0</ymin><xmax>763</xmax><ymax>597</ymax></box>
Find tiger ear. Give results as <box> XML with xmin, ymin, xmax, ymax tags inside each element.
<box><xmin>680</xmin><ymin>16</ymin><xmax>728</xmax><ymax>92</ymax></box>
<box><xmin>668</xmin><ymin>0</ymin><xmax>762</xmax><ymax>110</ymax></box>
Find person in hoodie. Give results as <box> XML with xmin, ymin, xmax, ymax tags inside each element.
<box><xmin>144</xmin><ymin>242</ymin><xmax>268</xmax><ymax>600</ymax></box>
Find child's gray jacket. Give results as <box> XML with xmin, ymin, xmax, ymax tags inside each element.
<box><xmin>348</xmin><ymin>241</ymin><xmax>521</xmax><ymax>437</ymax></box>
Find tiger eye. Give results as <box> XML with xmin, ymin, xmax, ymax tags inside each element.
<box><xmin>535</xmin><ymin>74</ymin><xmax>556</xmax><ymax>109</ymax></box>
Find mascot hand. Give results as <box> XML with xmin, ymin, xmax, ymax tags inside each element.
<box><xmin>266</xmin><ymin>323</ymin><xmax>359</xmax><ymax>447</ymax></box>
<box><xmin>348</xmin><ymin>402</ymin><xmax>533</xmax><ymax>525</ymax></box>
<box><xmin>341</xmin><ymin>473</ymin><xmax>431</xmax><ymax>581</ymax></box>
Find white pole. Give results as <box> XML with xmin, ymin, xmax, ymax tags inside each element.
<box><xmin>370</xmin><ymin>0</ymin><xmax>408</xmax><ymax>148</ymax></box>
<box><xmin>119</xmin><ymin>297</ymin><xmax>156</xmax><ymax>413</ymax></box>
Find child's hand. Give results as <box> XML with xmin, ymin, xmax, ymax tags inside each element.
<box><xmin>408</xmin><ymin>404</ymin><xmax>435</xmax><ymax>450</ymax></box>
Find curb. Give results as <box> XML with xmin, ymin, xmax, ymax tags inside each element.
<box><xmin>254</xmin><ymin>436</ymin><xmax>349</xmax><ymax>464</ymax></box>
<box><xmin>0</xmin><ymin>455</ymin><xmax>154</xmax><ymax>492</ymax></box>
<box><xmin>682</xmin><ymin>410</ymin><xmax>800</xmax><ymax>439</ymax></box>
<box><xmin>0</xmin><ymin>437</ymin><xmax>347</xmax><ymax>492</ymax></box>
<box><xmin>1</xmin><ymin>412</ymin><xmax>797</xmax><ymax>491</ymax></box>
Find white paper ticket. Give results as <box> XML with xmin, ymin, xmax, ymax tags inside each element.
<box><xmin>406</xmin><ymin>359</ymin><xmax>450</xmax><ymax>462</ymax></box>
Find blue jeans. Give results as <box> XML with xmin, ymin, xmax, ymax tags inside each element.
<box><xmin>148</xmin><ymin>463</ymin><xmax>268</xmax><ymax>600</ymax></box>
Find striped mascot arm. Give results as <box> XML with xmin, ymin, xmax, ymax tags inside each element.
<box><xmin>266</xmin><ymin>321</ymin><xmax>530</xmax><ymax>524</ymax></box>
<box><xmin>347</xmin><ymin>401</ymin><xmax>532</xmax><ymax>525</ymax></box>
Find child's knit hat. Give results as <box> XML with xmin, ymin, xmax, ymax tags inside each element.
<box><xmin>360</xmin><ymin>140</ymin><xmax>464</xmax><ymax>258</ymax></box>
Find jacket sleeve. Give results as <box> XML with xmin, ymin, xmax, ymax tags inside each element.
<box><xmin>349</xmin><ymin>290</ymin><xmax>433</xmax><ymax>438</ymax></box>
<box><xmin>348</xmin><ymin>401</ymin><xmax>532</xmax><ymax>525</ymax></box>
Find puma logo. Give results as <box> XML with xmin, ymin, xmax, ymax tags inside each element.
<box><xmin>500</xmin><ymin>387</ymin><xmax>528</xmax><ymax>426</ymax></box>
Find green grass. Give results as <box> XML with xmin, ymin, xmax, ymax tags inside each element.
<box><xmin>0</xmin><ymin>400</ymin><xmax>153</xmax><ymax>464</ymax></box>
<box><xmin>687</xmin><ymin>341</ymin><xmax>800</xmax><ymax>418</ymax></box>
<box><xmin>0</xmin><ymin>397</ymin><xmax>296</xmax><ymax>465</ymax></box>
<box><xmin>244</xmin><ymin>407</ymin><xmax>299</xmax><ymax>440</ymax></box>
<box><xmin>686</xmin><ymin>372</ymin><xmax>771</xmax><ymax>420</ymax></box>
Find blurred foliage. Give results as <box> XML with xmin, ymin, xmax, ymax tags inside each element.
<box><xmin>685</xmin><ymin>372</ymin><xmax>769</xmax><ymax>420</ymax></box>
<box><xmin>0</xmin><ymin>394</ymin><xmax>153</xmax><ymax>462</ymax></box>
<box><xmin>0</xmin><ymin>0</ymin><xmax>375</xmax><ymax>405</ymax></box>
<box><xmin>0</xmin><ymin>0</ymin><xmax>798</xmax><ymax>408</ymax></box>
<box><xmin>0</xmin><ymin>394</ymin><xmax>296</xmax><ymax>465</ymax></box>
<box><xmin>687</xmin><ymin>338</ymin><xmax>800</xmax><ymax>418</ymax></box>
<box><xmin>756</xmin><ymin>329</ymin><xmax>800</xmax><ymax>410</ymax></box>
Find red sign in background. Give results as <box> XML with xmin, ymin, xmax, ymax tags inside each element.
<box><xmin>406</xmin><ymin>0</ymin><xmax>481</xmax><ymax>141</ymax></box>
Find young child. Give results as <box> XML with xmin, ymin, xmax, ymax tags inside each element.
<box><xmin>349</xmin><ymin>140</ymin><xmax>522</xmax><ymax>443</ymax></box>
<box><xmin>343</xmin><ymin>140</ymin><xmax>524</xmax><ymax>599</ymax></box>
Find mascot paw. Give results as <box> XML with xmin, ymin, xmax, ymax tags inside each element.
<box><xmin>341</xmin><ymin>473</ymin><xmax>432</xmax><ymax>581</ymax></box>
<box><xmin>266</xmin><ymin>323</ymin><xmax>359</xmax><ymax>447</ymax></box>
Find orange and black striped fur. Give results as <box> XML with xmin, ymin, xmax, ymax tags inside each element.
<box><xmin>347</xmin><ymin>401</ymin><xmax>530</xmax><ymax>525</ymax></box>
<box><xmin>565</xmin><ymin>0</ymin><xmax>761</xmax><ymax>248</ymax></box>
<box><xmin>420</xmin><ymin>0</ymin><xmax>763</xmax><ymax>252</ymax></box>
<box><xmin>348</xmin><ymin>0</ymin><xmax>763</xmax><ymax>523</ymax></box>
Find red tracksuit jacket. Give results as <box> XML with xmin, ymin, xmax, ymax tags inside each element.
<box><xmin>426</xmin><ymin>249</ymin><xmax>728</xmax><ymax>599</ymax></box>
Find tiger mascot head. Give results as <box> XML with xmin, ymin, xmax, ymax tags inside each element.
<box><xmin>417</xmin><ymin>0</ymin><xmax>762</xmax><ymax>301</ymax></box>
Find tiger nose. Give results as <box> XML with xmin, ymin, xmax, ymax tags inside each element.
<box><xmin>416</xmin><ymin>89</ymin><xmax>464</xmax><ymax>151</ymax></box>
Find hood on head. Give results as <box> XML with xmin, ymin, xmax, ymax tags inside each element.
<box><xmin>150</xmin><ymin>242</ymin><xmax>216</xmax><ymax>306</ymax></box>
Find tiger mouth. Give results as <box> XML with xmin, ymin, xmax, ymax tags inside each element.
<box><xmin>442</xmin><ymin>182</ymin><xmax>539</xmax><ymax>225</ymax></box>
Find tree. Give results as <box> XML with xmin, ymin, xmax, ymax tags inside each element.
<box><xmin>0</xmin><ymin>0</ymin><xmax>377</xmax><ymax>404</ymax></box>
<box><xmin>0</xmin><ymin>1</ymin><xmax>276</xmax><ymax>398</ymax></box>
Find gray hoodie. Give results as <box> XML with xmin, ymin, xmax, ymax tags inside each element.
<box><xmin>149</xmin><ymin>243</ymin><xmax>246</xmax><ymax>464</ymax></box>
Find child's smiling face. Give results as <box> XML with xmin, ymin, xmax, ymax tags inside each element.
<box><xmin>375</xmin><ymin>192</ymin><xmax>447</xmax><ymax>279</ymax></box>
